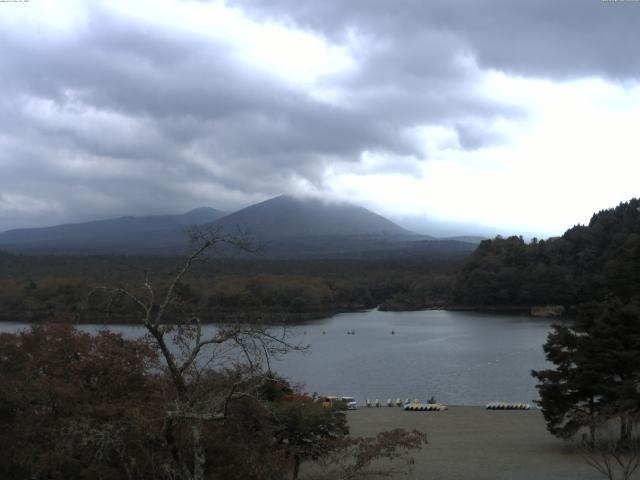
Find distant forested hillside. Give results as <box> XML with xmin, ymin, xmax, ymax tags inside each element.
<box><xmin>453</xmin><ymin>198</ymin><xmax>640</xmax><ymax>307</ymax></box>
<box><xmin>2</xmin><ymin>199</ymin><xmax>638</xmax><ymax>322</ymax></box>
<box><xmin>0</xmin><ymin>252</ymin><xmax>458</xmax><ymax>323</ymax></box>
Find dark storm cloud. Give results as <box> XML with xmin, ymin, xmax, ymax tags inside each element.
<box><xmin>233</xmin><ymin>0</ymin><xmax>640</xmax><ymax>80</ymax></box>
<box><xmin>2</xmin><ymin>0</ymin><xmax>635</xmax><ymax>230</ymax></box>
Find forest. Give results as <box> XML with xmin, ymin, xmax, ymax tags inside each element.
<box><xmin>452</xmin><ymin>198</ymin><xmax>640</xmax><ymax>308</ymax></box>
<box><xmin>1</xmin><ymin>199</ymin><xmax>638</xmax><ymax>322</ymax></box>
<box><xmin>0</xmin><ymin>253</ymin><xmax>455</xmax><ymax>324</ymax></box>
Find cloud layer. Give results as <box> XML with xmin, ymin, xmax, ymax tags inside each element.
<box><xmin>1</xmin><ymin>0</ymin><xmax>639</xmax><ymax>234</ymax></box>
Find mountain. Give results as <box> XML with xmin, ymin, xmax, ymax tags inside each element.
<box><xmin>0</xmin><ymin>207</ymin><xmax>226</xmax><ymax>253</ymax></box>
<box><xmin>206</xmin><ymin>195</ymin><xmax>455</xmax><ymax>258</ymax></box>
<box><xmin>212</xmin><ymin>195</ymin><xmax>414</xmax><ymax>239</ymax></box>
<box><xmin>0</xmin><ymin>196</ymin><xmax>477</xmax><ymax>260</ymax></box>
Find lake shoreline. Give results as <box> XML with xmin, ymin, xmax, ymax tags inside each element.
<box><xmin>381</xmin><ymin>303</ymin><xmax>566</xmax><ymax>318</ymax></box>
<box><xmin>0</xmin><ymin>307</ymin><xmax>366</xmax><ymax>325</ymax></box>
<box><xmin>0</xmin><ymin>303</ymin><xmax>565</xmax><ymax>325</ymax></box>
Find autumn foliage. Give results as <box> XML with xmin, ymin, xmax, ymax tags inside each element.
<box><xmin>0</xmin><ymin>325</ymin><xmax>167</xmax><ymax>479</ymax></box>
<box><xmin>0</xmin><ymin>326</ymin><xmax>426</xmax><ymax>480</ymax></box>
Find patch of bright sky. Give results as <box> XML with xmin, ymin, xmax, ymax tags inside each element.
<box><xmin>106</xmin><ymin>0</ymin><xmax>357</xmax><ymax>90</ymax></box>
<box><xmin>325</xmin><ymin>73</ymin><xmax>640</xmax><ymax>237</ymax></box>
<box><xmin>2</xmin><ymin>0</ymin><xmax>356</xmax><ymax>92</ymax></box>
<box><xmin>0</xmin><ymin>0</ymin><xmax>88</xmax><ymax>33</ymax></box>
<box><xmin>0</xmin><ymin>193</ymin><xmax>63</xmax><ymax>215</ymax></box>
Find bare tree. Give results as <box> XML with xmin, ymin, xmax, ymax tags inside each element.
<box><xmin>579</xmin><ymin>413</ymin><xmax>640</xmax><ymax>480</ymax></box>
<box><xmin>92</xmin><ymin>227</ymin><xmax>304</xmax><ymax>480</ymax></box>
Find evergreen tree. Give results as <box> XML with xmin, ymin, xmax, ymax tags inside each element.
<box><xmin>532</xmin><ymin>298</ymin><xmax>640</xmax><ymax>444</ymax></box>
<box><xmin>532</xmin><ymin>320</ymin><xmax>602</xmax><ymax>442</ymax></box>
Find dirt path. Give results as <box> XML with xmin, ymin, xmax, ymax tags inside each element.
<box><xmin>343</xmin><ymin>406</ymin><xmax>620</xmax><ymax>480</ymax></box>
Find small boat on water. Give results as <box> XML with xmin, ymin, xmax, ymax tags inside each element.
<box><xmin>404</xmin><ymin>402</ymin><xmax>447</xmax><ymax>411</ymax></box>
<box><xmin>485</xmin><ymin>401</ymin><xmax>531</xmax><ymax>410</ymax></box>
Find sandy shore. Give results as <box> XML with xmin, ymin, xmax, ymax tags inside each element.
<box><xmin>342</xmin><ymin>406</ymin><xmax>617</xmax><ymax>480</ymax></box>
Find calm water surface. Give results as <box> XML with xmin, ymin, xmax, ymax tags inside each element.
<box><xmin>1</xmin><ymin>309</ymin><xmax>554</xmax><ymax>406</ymax></box>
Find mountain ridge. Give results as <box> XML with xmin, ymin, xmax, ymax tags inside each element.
<box><xmin>0</xmin><ymin>195</ymin><xmax>476</xmax><ymax>259</ymax></box>
<box><xmin>0</xmin><ymin>207</ymin><xmax>227</xmax><ymax>250</ymax></box>
<box><xmin>210</xmin><ymin>195</ymin><xmax>415</xmax><ymax>239</ymax></box>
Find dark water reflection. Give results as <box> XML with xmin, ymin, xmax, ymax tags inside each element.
<box><xmin>1</xmin><ymin>309</ymin><xmax>554</xmax><ymax>406</ymax></box>
<box><xmin>270</xmin><ymin>309</ymin><xmax>553</xmax><ymax>406</ymax></box>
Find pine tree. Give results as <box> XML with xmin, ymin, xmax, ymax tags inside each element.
<box><xmin>532</xmin><ymin>298</ymin><xmax>640</xmax><ymax>445</ymax></box>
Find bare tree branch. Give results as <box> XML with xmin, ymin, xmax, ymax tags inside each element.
<box><xmin>87</xmin><ymin>228</ymin><xmax>303</xmax><ymax>480</ymax></box>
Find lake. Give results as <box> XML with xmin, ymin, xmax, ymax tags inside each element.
<box><xmin>0</xmin><ymin>309</ymin><xmax>554</xmax><ymax>406</ymax></box>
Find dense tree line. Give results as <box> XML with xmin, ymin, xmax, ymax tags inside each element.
<box><xmin>0</xmin><ymin>260</ymin><xmax>456</xmax><ymax>323</ymax></box>
<box><xmin>454</xmin><ymin>198</ymin><xmax>640</xmax><ymax>307</ymax></box>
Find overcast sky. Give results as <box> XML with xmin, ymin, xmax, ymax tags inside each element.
<box><xmin>1</xmin><ymin>0</ymin><xmax>639</xmax><ymax>236</ymax></box>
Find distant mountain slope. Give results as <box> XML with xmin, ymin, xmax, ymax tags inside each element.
<box><xmin>212</xmin><ymin>195</ymin><xmax>415</xmax><ymax>239</ymax></box>
<box><xmin>0</xmin><ymin>207</ymin><xmax>226</xmax><ymax>252</ymax></box>
<box><xmin>264</xmin><ymin>235</ymin><xmax>475</xmax><ymax>260</ymax></box>
<box><xmin>0</xmin><ymin>196</ymin><xmax>478</xmax><ymax>261</ymax></box>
